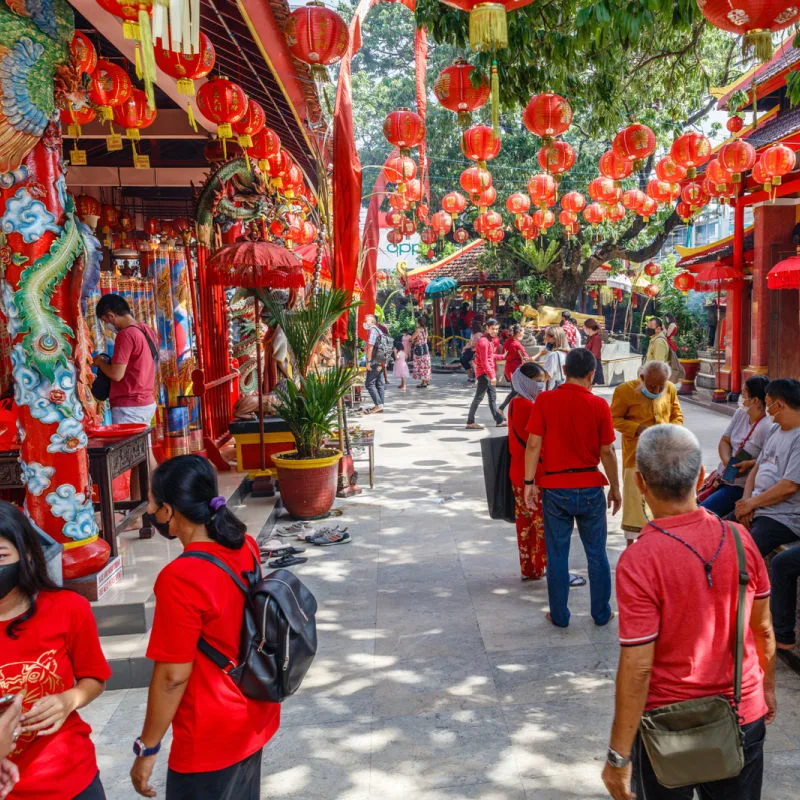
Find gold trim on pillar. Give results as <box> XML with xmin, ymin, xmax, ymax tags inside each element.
<box><xmin>744</xmin><ymin>365</ymin><xmax>769</xmax><ymax>375</ymax></box>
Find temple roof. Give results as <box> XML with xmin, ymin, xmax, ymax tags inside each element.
<box><xmin>676</xmin><ymin>227</ymin><xmax>755</xmax><ymax>268</ymax></box>
<box><xmin>407</xmin><ymin>240</ymin><xmax>513</xmax><ymax>286</ymax></box>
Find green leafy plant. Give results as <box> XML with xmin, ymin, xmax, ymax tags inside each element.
<box><xmin>515</xmin><ymin>273</ymin><xmax>553</xmax><ymax>302</ymax></box>
<box><xmin>676</xmin><ymin>327</ymin><xmax>705</xmax><ymax>360</ymax></box>
<box><xmin>263</xmin><ymin>288</ymin><xmax>359</xmax><ymax>459</ymax></box>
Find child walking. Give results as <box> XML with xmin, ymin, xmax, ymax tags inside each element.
<box><xmin>393</xmin><ymin>342</ymin><xmax>409</xmax><ymax>390</ymax></box>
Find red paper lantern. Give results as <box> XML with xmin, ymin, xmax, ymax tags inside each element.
<box><xmin>232</xmin><ymin>100</ymin><xmax>266</xmax><ymax>149</ymax></box>
<box><xmin>460</xmin><ymin>166</ymin><xmax>492</xmax><ymax>199</ymax></box>
<box><xmin>89</xmin><ymin>60</ymin><xmax>132</xmax><ymax>120</ymax></box>
<box><xmin>461</xmin><ymin>124</ymin><xmax>501</xmax><ymax>166</ymax></box>
<box><xmin>100</xmin><ymin>204</ymin><xmax>118</xmax><ymax>229</ymax></box>
<box><xmin>420</xmin><ymin>227</ymin><xmax>438</xmax><ymax>245</ymax></box>
<box><xmin>644</xmin><ymin>261</ymin><xmax>660</xmax><ymax>277</ymax></box>
<box><xmin>520</xmin><ymin>226</ymin><xmax>539</xmax><ymax>241</ymax></box>
<box><xmin>479</xmin><ymin>210</ymin><xmax>503</xmax><ymax>230</ymax></box>
<box><xmin>472</xmin><ymin>187</ymin><xmax>495</xmax><ymax>210</ymax></box>
<box><xmin>482</xmin><ymin>287</ymin><xmax>498</xmax><ymax>301</ymax></box>
<box><xmin>583</xmin><ymin>203</ymin><xmax>605</xmax><ymax>226</ymax></box>
<box><xmin>613</xmin><ymin>123</ymin><xmax>656</xmax><ymax>167</ymax></box>
<box><xmin>402</xmin><ymin>217</ymin><xmax>417</xmax><ymax>237</ymax></box>
<box><xmin>639</xmin><ymin>196</ymin><xmax>659</xmax><ymax>220</ymax></box>
<box><xmin>588</xmin><ymin>176</ymin><xmax>617</xmax><ymax>204</ymax></box>
<box><xmin>442</xmin><ymin>191</ymin><xmax>467</xmax><ymax>216</ymax></box>
<box><xmin>559</xmin><ymin>209</ymin><xmax>577</xmax><ymax>226</ymax></box>
<box><xmin>537</xmin><ymin>141</ymin><xmax>576</xmax><ymax>176</ymax></box>
<box><xmin>561</xmin><ymin>191</ymin><xmax>586</xmax><ymax>214</ymax></box>
<box><xmin>71</xmin><ymin>32</ymin><xmax>97</xmax><ymax>76</ymax></box>
<box><xmin>453</xmin><ymin>227</ymin><xmax>470</xmax><ymax>244</ymax></box>
<box><xmin>112</xmin><ymin>88</ymin><xmax>156</xmax><ymax>137</ymax></box>
<box><xmin>251</xmin><ymin>128</ymin><xmax>282</xmax><ymax>171</ymax></box>
<box><xmin>416</xmin><ymin>203</ymin><xmax>430</xmax><ymax>222</ymax></box>
<box><xmin>485</xmin><ymin>228</ymin><xmax>504</xmax><ymax>244</ymax></box>
<box><xmin>404</xmin><ymin>179</ymin><xmax>422</xmax><ymax>205</ymax></box>
<box><xmin>285</xmin><ymin>2</ymin><xmax>349</xmax><ymax>74</ymax></box>
<box><xmin>706</xmin><ymin>158</ymin><xmax>733</xmax><ymax>190</ymax></box>
<box><xmin>761</xmin><ymin>143</ymin><xmax>796</xmax><ymax>186</ymax></box>
<box><xmin>528</xmin><ymin>173</ymin><xmax>557</xmax><ymax>207</ymax></box>
<box><xmin>384</xmin><ymin>155</ymin><xmax>417</xmax><ymax>190</ymax></box>
<box><xmin>389</xmin><ymin>193</ymin><xmax>411</xmax><ymax>211</ymax></box>
<box><xmin>196</xmin><ymin>77</ymin><xmax>248</xmax><ymax>150</ymax></box>
<box><xmin>670</xmin><ymin>131</ymin><xmax>712</xmax><ymax>178</ymax></box>
<box><xmin>386</xmin><ymin>210</ymin><xmax>406</xmax><ymax>229</ymax></box>
<box><xmin>462</xmin><ymin>288</ymin><xmax>474</xmax><ymax>301</ymax></box>
<box><xmin>283</xmin><ymin>163</ymin><xmax>305</xmax><ymax>198</ymax></box>
<box><xmin>523</xmin><ymin>93</ymin><xmax>572</xmax><ymax>141</ymax></box>
<box><xmin>605</xmin><ymin>203</ymin><xmax>626</xmax><ymax>223</ymax></box>
<box><xmin>154</xmin><ymin>32</ymin><xmax>215</xmax><ymax>96</ymax></box>
<box><xmin>719</xmin><ymin>139</ymin><xmax>756</xmax><ymax>182</ymax></box>
<box><xmin>727</xmin><ymin>116</ymin><xmax>744</xmax><ymax>133</ymax></box>
<box><xmin>387</xmin><ymin>229</ymin><xmax>404</xmax><ymax>245</ymax></box>
<box><xmin>655</xmin><ymin>156</ymin><xmax>687</xmax><ymax>183</ymax></box>
<box><xmin>515</xmin><ymin>212</ymin><xmax>535</xmax><ymax>231</ymax></box>
<box><xmin>506</xmin><ymin>192</ymin><xmax>531</xmax><ymax>216</ymax></box>
<box><xmin>434</xmin><ymin>59</ymin><xmax>490</xmax><ymax>126</ymax></box>
<box><xmin>697</xmin><ymin>0</ymin><xmax>800</xmax><ymax>62</ymax></box>
<box><xmin>532</xmin><ymin>208</ymin><xmax>555</xmax><ymax>229</ymax></box>
<box><xmin>144</xmin><ymin>217</ymin><xmax>161</xmax><ymax>235</ymax></box>
<box><xmin>676</xmin><ymin>201</ymin><xmax>694</xmax><ymax>221</ymax></box>
<box><xmin>646</xmin><ymin>179</ymin><xmax>680</xmax><ymax>204</ymax></box>
<box><xmin>645</xmin><ymin>284</ymin><xmax>659</xmax><ymax>299</ymax></box>
<box><xmin>681</xmin><ymin>180</ymin><xmax>706</xmax><ymax>208</ymax></box>
<box><xmin>600</xmin><ymin>150</ymin><xmax>634</xmax><ymax>181</ymax></box>
<box><xmin>674</xmin><ymin>272</ymin><xmax>696</xmax><ymax>294</ymax></box>
<box><xmin>75</xmin><ymin>195</ymin><xmax>101</xmax><ymax>222</ymax></box>
<box><xmin>622</xmin><ymin>189</ymin><xmax>646</xmax><ymax>212</ymax></box>
<box><xmin>431</xmin><ymin>210</ymin><xmax>453</xmax><ymax>237</ymax></box>
<box><xmin>117</xmin><ymin>211</ymin><xmax>135</xmax><ymax>232</ymax></box>
<box><xmin>60</xmin><ymin>104</ymin><xmax>96</xmax><ymax>127</ymax></box>
<box><xmin>263</xmin><ymin>149</ymin><xmax>292</xmax><ymax>187</ymax></box>
<box><xmin>383</xmin><ymin>108</ymin><xmax>426</xmax><ymax>152</ymax></box>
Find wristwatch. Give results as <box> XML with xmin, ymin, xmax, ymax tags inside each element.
<box><xmin>133</xmin><ymin>737</ymin><xmax>161</xmax><ymax>758</ymax></box>
<box><xmin>606</xmin><ymin>747</ymin><xmax>631</xmax><ymax>768</ymax></box>
<box><xmin>523</xmin><ymin>479</ymin><xmax>535</xmax><ymax>486</ymax></box>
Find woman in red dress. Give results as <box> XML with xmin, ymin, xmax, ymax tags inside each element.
<box><xmin>507</xmin><ymin>362</ymin><xmax>548</xmax><ymax>580</ymax></box>
<box><xmin>0</xmin><ymin>502</ymin><xmax>110</xmax><ymax>800</ymax></box>
<box><xmin>664</xmin><ymin>312</ymin><xmax>678</xmax><ymax>352</ymax></box>
<box><xmin>499</xmin><ymin>324</ymin><xmax>529</xmax><ymax>413</ymax></box>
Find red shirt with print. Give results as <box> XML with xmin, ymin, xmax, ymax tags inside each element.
<box><xmin>110</xmin><ymin>324</ymin><xmax>157</xmax><ymax>407</ymax></box>
<box><xmin>526</xmin><ymin>383</ymin><xmax>615</xmax><ymax>488</ymax></box>
<box><xmin>146</xmin><ymin>536</ymin><xmax>280</xmax><ymax>773</ymax></box>
<box><xmin>616</xmin><ymin>509</ymin><xmax>770</xmax><ymax>724</ymax></box>
<box><xmin>503</xmin><ymin>338</ymin><xmax>527</xmax><ymax>381</ymax></box>
<box><xmin>3</xmin><ymin>590</ymin><xmax>111</xmax><ymax>800</ymax></box>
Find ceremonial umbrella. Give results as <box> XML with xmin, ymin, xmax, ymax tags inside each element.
<box><xmin>767</xmin><ymin>249</ymin><xmax>800</xmax><ymax>291</ymax></box>
<box><xmin>206</xmin><ymin>240</ymin><xmax>305</xmax><ymax>472</ymax></box>
<box><xmin>425</xmin><ymin>276</ymin><xmax>458</xmax><ymax>298</ymax></box>
<box><xmin>694</xmin><ymin>262</ymin><xmax>741</xmax><ymax>394</ymax></box>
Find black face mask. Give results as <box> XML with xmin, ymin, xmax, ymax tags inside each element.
<box><xmin>545</xmin><ymin>342</ymin><xmax>554</xmax><ymax>351</ymax></box>
<box><xmin>0</xmin><ymin>562</ymin><xmax>20</xmax><ymax>600</ymax></box>
<box><xmin>144</xmin><ymin>510</ymin><xmax>176</xmax><ymax>540</ymax></box>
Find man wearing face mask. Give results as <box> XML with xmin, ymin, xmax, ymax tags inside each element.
<box><xmin>644</xmin><ymin>317</ymin><xmax>670</xmax><ymax>366</ymax></box>
<box><xmin>362</xmin><ymin>314</ymin><xmax>390</xmax><ymax>414</ymax></box>
<box><xmin>611</xmin><ymin>361</ymin><xmax>683</xmax><ymax>543</ymax></box>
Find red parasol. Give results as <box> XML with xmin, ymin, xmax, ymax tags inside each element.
<box><xmin>767</xmin><ymin>251</ymin><xmax>800</xmax><ymax>291</ymax></box>
<box><xmin>206</xmin><ymin>239</ymin><xmax>305</xmax><ymax>474</ymax></box>
<box><xmin>206</xmin><ymin>241</ymin><xmax>304</xmax><ymax>288</ymax></box>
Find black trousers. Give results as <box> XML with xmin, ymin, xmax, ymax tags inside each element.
<box><xmin>467</xmin><ymin>374</ymin><xmax>502</xmax><ymax>424</ymax></box>
<box><xmin>73</xmin><ymin>773</ymin><xmax>106</xmax><ymax>800</ymax></box>
<box><xmin>632</xmin><ymin>717</ymin><xmax>765</xmax><ymax>800</ymax></box>
<box><xmin>771</xmin><ymin>543</ymin><xmax>800</xmax><ymax>645</ymax></box>
<box><xmin>167</xmin><ymin>748</ymin><xmax>262</xmax><ymax>800</ymax></box>
<box><xmin>749</xmin><ymin>514</ymin><xmax>799</xmax><ymax>557</ymax></box>
<box><xmin>498</xmin><ymin>388</ymin><xmax>517</xmax><ymax>412</ymax></box>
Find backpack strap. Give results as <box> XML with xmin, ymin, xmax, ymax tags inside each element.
<box><xmin>726</xmin><ymin>522</ymin><xmax>750</xmax><ymax>709</ymax></box>
<box><xmin>134</xmin><ymin>324</ymin><xmax>159</xmax><ymax>362</ymax></box>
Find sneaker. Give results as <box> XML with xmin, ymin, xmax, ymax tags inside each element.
<box><xmin>309</xmin><ymin>530</ymin><xmax>352</xmax><ymax>546</ymax></box>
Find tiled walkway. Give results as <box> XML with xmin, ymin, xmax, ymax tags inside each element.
<box><xmin>87</xmin><ymin>375</ymin><xmax>800</xmax><ymax>799</ymax></box>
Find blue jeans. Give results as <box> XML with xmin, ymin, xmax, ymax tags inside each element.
<box><xmin>541</xmin><ymin>487</ymin><xmax>612</xmax><ymax>627</ymax></box>
<box><xmin>700</xmin><ymin>483</ymin><xmax>744</xmax><ymax>518</ymax></box>
<box><xmin>365</xmin><ymin>362</ymin><xmax>385</xmax><ymax>408</ymax></box>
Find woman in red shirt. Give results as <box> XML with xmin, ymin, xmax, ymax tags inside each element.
<box><xmin>0</xmin><ymin>501</ymin><xmax>110</xmax><ymax>800</ymax></box>
<box><xmin>583</xmin><ymin>319</ymin><xmax>605</xmax><ymax>385</ymax></box>
<box><xmin>499</xmin><ymin>324</ymin><xmax>529</xmax><ymax>413</ymax></box>
<box><xmin>507</xmin><ymin>362</ymin><xmax>548</xmax><ymax>580</ymax></box>
<box><xmin>130</xmin><ymin>456</ymin><xmax>279</xmax><ymax>800</ymax></box>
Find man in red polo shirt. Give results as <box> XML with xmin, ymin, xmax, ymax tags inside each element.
<box><xmin>602</xmin><ymin>424</ymin><xmax>775</xmax><ymax>800</ymax></box>
<box><xmin>466</xmin><ymin>318</ymin><xmax>506</xmax><ymax>430</ymax></box>
<box><xmin>524</xmin><ymin>347</ymin><xmax>621</xmax><ymax>627</ymax></box>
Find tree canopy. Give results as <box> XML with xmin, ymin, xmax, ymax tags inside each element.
<box><xmin>349</xmin><ymin>0</ymin><xmax>752</xmax><ymax>306</ymax></box>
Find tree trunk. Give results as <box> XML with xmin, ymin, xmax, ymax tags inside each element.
<box><xmin>0</xmin><ymin>133</ymin><xmax>108</xmax><ymax>579</ymax></box>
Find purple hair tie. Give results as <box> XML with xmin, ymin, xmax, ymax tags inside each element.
<box><xmin>210</xmin><ymin>496</ymin><xmax>226</xmax><ymax>512</ymax></box>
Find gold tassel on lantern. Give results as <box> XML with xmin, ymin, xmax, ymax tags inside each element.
<box><xmin>743</xmin><ymin>29</ymin><xmax>773</xmax><ymax>64</ymax></box>
<box><xmin>469</xmin><ymin>3</ymin><xmax>508</xmax><ymax>51</ymax></box>
<box><xmin>177</xmin><ymin>78</ymin><xmax>195</xmax><ymax>96</ymax></box>
<box><xmin>186</xmin><ymin>102</ymin><xmax>197</xmax><ymax>133</ymax></box>
<box><xmin>491</xmin><ymin>61</ymin><xmax>500</xmax><ymax>137</ymax></box>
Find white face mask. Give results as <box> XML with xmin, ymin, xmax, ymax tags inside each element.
<box><xmin>738</xmin><ymin>396</ymin><xmax>746</xmax><ymax>410</ymax></box>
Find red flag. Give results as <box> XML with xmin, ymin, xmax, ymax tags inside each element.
<box><xmin>415</xmin><ymin>26</ymin><xmax>429</xmax><ymax>205</ymax></box>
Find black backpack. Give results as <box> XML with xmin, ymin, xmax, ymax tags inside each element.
<box><xmin>180</xmin><ymin>552</ymin><xmax>318</xmax><ymax>703</ymax></box>
<box><xmin>369</xmin><ymin>327</ymin><xmax>394</xmax><ymax>364</ymax></box>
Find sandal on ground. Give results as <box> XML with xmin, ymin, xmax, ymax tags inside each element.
<box><xmin>261</xmin><ymin>545</ymin><xmax>305</xmax><ymax>557</ymax></box>
<box><xmin>268</xmin><ymin>554</ymin><xmax>308</xmax><ymax>568</ymax></box>
<box><xmin>569</xmin><ymin>573</ymin><xmax>587</xmax><ymax>587</ymax></box>
<box><xmin>521</xmin><ymin>574</ymin><xmax>544</xmax><ymax>582</ymax></box>
<box><xmin>465</xmin><ymin>423</ymin><xmax>484</xmax><ymax>430</ymax></box>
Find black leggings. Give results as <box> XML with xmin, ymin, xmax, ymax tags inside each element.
<box><xmin>73</xmin><ymin>773</ymin><xmax>106</xmax><ymax>800</ymax></box>
<box><xmin>166</xmin><ymin>748</ymin><xmax>262</xmax><ymax>800</ymax></box>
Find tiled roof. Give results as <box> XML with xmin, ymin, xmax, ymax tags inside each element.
<box><xmin>678</xmin><ymin>232</ymin><xmax>754</xmax><ymax>268</ymax></box>
<box><xmin>411</xmin><ymin>241</ymin><xmax>513</xmax><ymax>285</ymax></box>
<box><xmin>745</xmin><ymin>106</ymin><xmax>800</xmax><ymax>149</ymax></box>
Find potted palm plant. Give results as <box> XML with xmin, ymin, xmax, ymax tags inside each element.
<box><xmin>264</xmin><ymin>287</ymin><xmax>358</xmax><ymax>519</ymax></box>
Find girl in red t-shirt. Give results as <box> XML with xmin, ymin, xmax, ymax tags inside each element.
<box><xmin>499</xmin><ymin>324</ymin><xmax>530</xmax><ymax>413</ymax></box>
<box><xmin>0</xmin><ymin>501</ymin><xmax>110</xmax><ymax>800</ymax></box>
<box><xmin>130</xmin><ymin>456</ymin><xmax>280</xmax><ymax>800</ymax></box>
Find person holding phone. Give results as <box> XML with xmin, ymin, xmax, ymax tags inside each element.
<box><xmin>0</xmin><ymin>501</ymin><xmax>110</xmax><ymax>799</ymax></box>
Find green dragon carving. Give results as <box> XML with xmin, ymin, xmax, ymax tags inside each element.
<box><xmin>16</xmin><ymin>197</ymin><xmax>81</xmax><ymax>382</ymax></box>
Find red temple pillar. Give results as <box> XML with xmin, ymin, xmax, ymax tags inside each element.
<box><xmin>728</xmin><ymin>199</ymin><xmax>745</xmax><ymax>393</ymax></box>
<box><xmin>749</xmin><ymin>202</ymin><xmax>797</xmax><ymax>375</ymax></box>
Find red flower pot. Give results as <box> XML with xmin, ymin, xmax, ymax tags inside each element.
<box><xmin>273</xmin><ymin>449</ymin><xmax>342</xmax><ymax>519</ymax></box>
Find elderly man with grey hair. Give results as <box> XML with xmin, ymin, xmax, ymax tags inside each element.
<box><xmin>602</xmin><ymin>424</ymin><xmax>776</xmax><ymax>800</ymax></box>
<box><xmin>610</xmin><ymin>360</ymin><xmax>683</xmax><ymax>543</ymax></box>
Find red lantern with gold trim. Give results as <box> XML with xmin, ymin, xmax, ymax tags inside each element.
<box><xmin>523</xmin><ymin>93</ymin><xmax>572</xmax><ymax>143</ymax></box>
<box><xmin>532</xmin><ymin>208</ymin><xmax>555</xmax><ymax>229</ymax></box>
<box><xmin>154</xmin><ymin>32</ymin><xmax>215</xmax><ymax>97</ymax></box>
<box><xmin>453</xmin><ymin>227</ymin><xmax>470</xmax><ymax>244</ymax></box>
<box><xmin>644</xmin><ymin>283</ymin><xmax>659</xmax><ymax>299</ymax></box>
<box><xmin>583</xmin><ymin>202</ymin><xmax>604</xmax><ymax>226</ymax></box>
<box><xmin>718</xmin><ymin>139</ymin><xmax>756</xmax><ymax>183</ymax></box>
<box><xmin>404</xmin><ymin>179</ymin><xmax>422</xmax><ymax>205</ymax></box>
<box><xmin>420</xmin><ymin>227</ymin><xmax>438</xmax><ymax>245</ymax></box>
<box><xmin>674</xmin><ymin>272</ymin><xmax>695</xmax><ymax>294</ymax></box>
<box><xmin>588</xmin><ymin>176</ymin><xmax>617</xmax><ymax>204</ymax></box>
<box><xmin>706</xmin><ymin>158</ymin><xmax>733</xmax><ymax>191</ymax></box>
<box><xmin>434</xmin><ymin>59</ymin><xmax>490</xmax><ymax>126</ymax></box>
<box><xmin>681</xmin><ymin>180</ymin><xmax>705</xmax><ymax>208</ymax></box>
<box><xmin>639</xmin><ymin>196</ymin><xmax>659</xmax><ymax>221</ymax></box>
<box><xmin>402</xmin><ymin>217</ymin><xmax>417</xmax><ymax>237</ymax></box>
<box><xmin>655</xmin><ymin>155</ymin><xmax>687</xmax><ymax>183</ymax></box>
<box><xmin>485</xmin><ymin>228</ymin><xmax>504</xmax><ymax>244</ymax></box>
<box><xmin>561</xmin><ymin>191</ymin><xmax>585</xmax><ymax>214</ymax></box>
<box><xmin>527</xmin><ymin>173</ymin><xmax>556</xmax><ymax>207</ymax></box>
<box><xmin>644</xmin><ymin>261</ymin><xmax>660</xmax><ymax>277</ymax></box>
<box><xmin>386</xmin><ymin>210</ymin><xmax>406</xmax><ymax>229</ymax></box>
<box><xmin>251</xmin><ymin>128</ymin><xmax>282</xmax><ymax>173</ymax></box>
<box><xmin>676</xmin><ymin>201</ymin><xmax>694</xmax><ymax>221</ymax></box>
<box><xmin>506</xmin><ymin>192</ymin><xmax>530</xmax><ymax>217</ymax></box>
<box><xmin>387</xmin><ymin>229</ymin><xmax>404</xmax><ymax>245</ymax></box>
<box><xmin>75</xmin><ymin>195</ymin><xmax>101</xmax><ymax>224</ymax></box>
<box><xmin>112</xmin><ymin>88</ymin><xmax>156</xmax><ymax>144</ymax></box>
<box><xmin>461</xmin><ymin>124</ymin><xmax>501</xmax><ymax>167</ymax></box>
<box><xmin>622</xmin><ymin>189</ymin><xmax>646</xmax><ymax>212</ymax></box>
<box><xmin>442</xmin><ymin>191</ymin><xmax>467</xmax><ymax>216</ymax></box>
<box><xmin>479</xmin><ymin>210</ymin><xmax>503</xmax><ymax>230</ymax></box>
<box><xmin>263</xmin><ymin>149</ymin><xmax>292</xmax><ymax>188</ymax></box>
<box><xmin>384</xmin><ymin>155</ymin><xmax>417</xmax><ymax>191</ymax></box>
<box><xmin>475</xmin><ymin>186</ymin><xmax>497</xmax><ymax>210</ymax></box>
<box><xmin>612</xmin><ymin>123</ymin><xmax>655</xmax><ymax>169</ymax></box>
<box><xmin>599</xmin><ymin>150</ymin><xmax>633</xmax><ymax>182</ymax></box>
<box><xmin>647</xmin><ymin>179</ymin><xmax>679</xmax><ymax>204</ymax></box>
<box><xmin>390</xmin><ymin>191</ymin><xmax>412</xmax><ymax>212</ymax></box>
<box><xmin>761</xmin><ymin>143</ymin><xmax>796</xmax><ymax>187</ymax></box>
<box><xmin>727</xmin><ymin>116</ymin><xmax>745</xmax><ymax>133</ymax></box>
<box><xmin>89</xmin><ymin>60</ymin><xmax>132</xmax><ymax>121</ymax></box>
<box><xmin>71</xmin><ymin>32</ymin><xmax>97</xmax><ymax>76</ymax></box>
<box><xmin>537</xmin><ymin>141</ymin><xmax>575</xmax><ymax>177</ymax></box>
<box><xmin>232</xmin><ymin>99</ymin><xmax>266</xmax><ymax>150</ymax></box>
<box><xmin>559</xmin><ymin>209</ymin><xmax>577</xmax><ymax>227</ymax></box>
<box><xmin>431</xmin><ymin>210</ymin><xmax>453</xmax><ymax>237</ymax></box>
<box><xmin>383</xmin><ymin>108</ymin><xmax>426</xmax><ymax>153</ymax></box>
<box><xmin>60</xmin><ymin>104</ymin><xmax>96</xmax><ymax>129</ymax></box>
<box><xmin>460</xmin><ymin>166</ymin><xmax>492</xmax><ymax>200</ymax></box>
<box><xmin>670</xmin><ymin>131</ymin><xmax>711</xmax><ymax>178</ymax></box>
<box><xmin>515</xmin><ymin>212</ymin><xmax>534</xmax><ymax>232</ymax></box>
<box><xmin>285</xmin><ymin>2</ymin><xmax>349</xmax><ymax>78</ymax></box>
<box><xmin>196</xmin><ymin>77</ymin><xmax>248</xmax><ymax>153</ymax></box>
<box><xmin>605</xmin><ymin>203</ymin><xmax>626</xmax><ymax>223</ymax></box>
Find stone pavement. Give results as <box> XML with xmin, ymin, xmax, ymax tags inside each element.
<box><xmin>87</xmin><ymin>374</ymin><xmax>800</xmax><ymax>799</ymax></box>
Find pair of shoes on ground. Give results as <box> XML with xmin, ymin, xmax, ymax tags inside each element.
<box><xmin>297</xmin><ymin>525</ymin><xmax>351</xmax><ymax>546</ymax></box>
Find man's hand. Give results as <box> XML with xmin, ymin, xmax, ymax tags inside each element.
<box><xmin>92</xmin><ymin>353</ymin><xmax>109</xmax><ymax>368</ymax></box>
<box><xmin>736</xmin><ymin>459</ymin><xmax>756</xmax><ymax>473</ymax></box>
<box><xmin>0</xmin><ymin>697</ymin><xmax>21</xmax><ymax>759</ymax></box>
<box><xmin>20</xmin><ymin>690</ymin><xmax>77</xmax><ymax>736</ymax></box>
<box><xmin>607</xmin><ymin>487</ymin><xmax>622</xmax><ymax>515</ymax></box>
<box><xmin>490</xmin><ymin>378</ymin><xmax>496</xmax><ymax>386</ymax></box>
<box><xmin>735</xmin><ymin>497</ymin><xmax>755</xmax><ymax>521</ymax></box>
<box><xmin>602</xmin><ymin>762</ymin><xmax>634</xmax><ymax>800</ymax></box>
<box><xmin>524</xmin><ymin>484</ymin><xmax>539</xmax><ymax>509</ymax></box>
<box><xmin>131</xmin><ymin>755</ymin><xmax>158</xmax><ymax>797</ymax></box>
<box><xmin>0</xmin><ymin>759</ymin><xmax>19</xmax><ymax>800</ymax></box>
<box><xmin>764</xmin><ymin>687</ymin><xmax>777</xmax><ymax>724</ymax></box>
<box><xmin>634</xmin><ymin>423</ymin><xmax>649</xmax><ymax>437</ymax></box>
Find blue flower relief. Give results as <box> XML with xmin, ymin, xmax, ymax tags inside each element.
<box><xmin>19</xmin><ymin>459</ymin><xmax>55</xmax><ymax>496</ymax></box>
<box><xmin>0</xmin><ymin>187</ymin><xmax>60</xmax><ymax>244</ymax></box>
<box><xmin>0</xmin><ymin>282</ymin><xmax>22</xmax><ymax>336</ymax></box>
<box><xmin>11</xmin><ymin>346</ymin><xmax>83</xmax><ymax>423</ymax></box>
<box><xmin>0</xmin><ymin>38</ymin><xmax>50</xmax><ymax>137</ymax></box>
<box><xmin>0</xmin><ymin>166</ymin><xmax>29</xmax><ymax>191</ymax></box>
<box><xmin>55</xmin><ymin>175</ymin><xmax>68</xmax><ymax>213</ymax></box>
<box><xmin>11</xmin><ymin>345</ymin><xmax>40</xmax><ymax>409</ymax></box>
<box><xmin>46</xmin><ymin>484</ymin><xmax>97</xmax><ymax>542</ymax></box>
<box><xmin>47</xmin><ymin>418</ymin><xmax>87</xmax><ymax>454</ymax></box>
